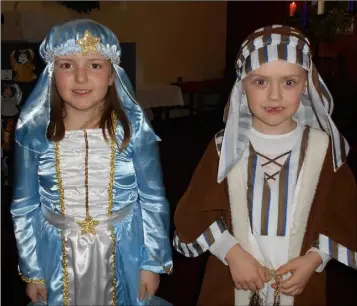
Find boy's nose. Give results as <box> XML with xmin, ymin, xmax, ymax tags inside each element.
<box><xmin>268</xmin><ymin>83</ymin><xmax>283</xmax><ymax>101</ymax></box>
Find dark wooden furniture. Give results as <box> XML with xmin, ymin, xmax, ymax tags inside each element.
<box><xmin>171</xmin><ymin>78</ymin><xmax>232</xmax><ymax>117</ymax></box>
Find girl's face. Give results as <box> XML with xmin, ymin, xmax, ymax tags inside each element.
<box><xmin>54</xmin><ymin>54</ymin><xmax>114</xmax><ymax>114</ymax></box>
<box><xmin>243</xmin><ymin>60</ymin><xmax>307</xmax><ymax>134</ymax></box>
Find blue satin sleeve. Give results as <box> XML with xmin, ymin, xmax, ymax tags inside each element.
<box><xmin>10</xmin><ymin>141</ymin><xmax>44</xmax><ymax>284</ymax></box>
<box><xmin>131</xmin><ymin>117</ymin><xmax>173</xmax><ymax>275</ymax></box>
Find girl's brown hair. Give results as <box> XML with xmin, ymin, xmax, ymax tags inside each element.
<box><xmin>46</xmin><ymin>79</ymin><xmax>131</xmax><ymax>151</ymax></box>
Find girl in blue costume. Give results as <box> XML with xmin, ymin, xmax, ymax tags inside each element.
<box><xmin>11</xmin><ymin>19</ymin><xmax>173</xmax><ymax>306</ymax></box>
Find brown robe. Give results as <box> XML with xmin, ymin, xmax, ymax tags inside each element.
<box><xmin>174</xmin><ymin>131</ymin><xmax>357</xmax><ymax>306</ymax></box>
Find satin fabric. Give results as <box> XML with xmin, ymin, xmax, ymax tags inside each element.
<box><xmin>65</xmin><ymin>227</ymin><xmax>114</xmax><ymax>306</ymax></box>
<box><xmin>42</xmin><ymin>199</ymin><xmax>134</xmax><ymax>306</ymax></box>
<box><xmin>11</xmin><ymin>19</ymin><xmax>172</xmax><ymax>305</ymax></box>
<box><xmin>11</xmin><ymin>108</ymin><xmax>172</xmax><ymax>305</ymax></box>
<box><xmin>15</xmin><ymin>19</ymin><xmax>159</xmax><ymax>154</ymax></box>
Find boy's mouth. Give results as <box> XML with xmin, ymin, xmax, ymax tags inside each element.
<box><xmin>264</xmin><ymin>107</ymin><xmax>283</xmax><ymax>113</ymax></box>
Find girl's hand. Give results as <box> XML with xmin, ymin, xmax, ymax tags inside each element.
<box><xmin>138</xmin><ymin>270</ymin><xmax>160</xmax><ymax>301</ymax></box>
<box><xmin>273</xmin><ymin>251</ymin><xmax>322</xmax><ymax>296</ymax></box>
<box><xmin>26</xmin><ymin>283</ymin><xmax>47</xmax><ymax>304</ymax></box>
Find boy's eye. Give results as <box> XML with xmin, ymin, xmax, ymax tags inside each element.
<box><xmin>285</xmin><ymin>80</ymin><xmax>296</xmax><ymax>86</ymax></box>
<box><xmin>254</xmin><ymin>79</ymin><xmax>267</xmax><ymax>86</ymax></box>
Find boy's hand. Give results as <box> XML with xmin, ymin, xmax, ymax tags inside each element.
<box><xmin>273</xmin><ymin>251</ymin><xmax>322</xmax><ymax>296</ymax></box>
<box><xmin>26</xmin><ymin>283</ymin><xmax>47</xmax><ymax>304</ymax></box>
<box><xmin>138</xmin><ymin>270</ymin><xmax>160</xmax><ymax>301</ymax></box>
<box><xmin>225</xmin><ymin>244</ymin><xmax>267</xmax><ymax>292</ymax></box>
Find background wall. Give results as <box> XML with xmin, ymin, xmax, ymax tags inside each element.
<box><xmin>225</xmin><ymin>1</ymin><xmax>357</xmax><ymax>85</ymax></box>
<box><xmin>1</xmin><ymin>1</ymin><xmax>227</xmax><ymax>85</ymax></box>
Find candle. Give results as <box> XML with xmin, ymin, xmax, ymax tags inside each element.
<box><xmin>348</xmin><ymin>0</ymin><xmax>355</xmax><ymax>13</ymax></box>
<box><xmin>289</xmin><ymin>2</ymin><xmax>297</xmax><ymax>17</ymax></box>
<box><xmin>317</xmin><ymin>0</ymin><xmax>325</xmax><ymax>15</ymax></box>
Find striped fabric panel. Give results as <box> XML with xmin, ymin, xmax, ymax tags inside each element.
<box><xmin>297</xmin><ymin>127</ymin><xmax>309</xmax><ymax>176</ymax></box>
<box><xmin>328</xmin><ymin>118</ymin><xmax>348</xmax><ymax>170</ymax></box>
<box><xmin>260</xmin><ymin>179</ymin><xmax>271</xmax><ymax>236</ymax></box>
<box><xmin>236</xmin><ymin>26</ymin><xmax>311</xmax><ymax>80</ymax></box>
<box><xmin>240</xmin><ymin>25</ymin><xmax>310</xmax><ymax>57</ymax></box>
<box><xmin>237</xmin><ymin>107</ymin><xmax>252</xmax><ymax>159</ymax></box>
<box><xmin>307</xmin><ymin>76</ymin><xmax>347</xmax><ymax>169</ymax></box>
<box><xmin>308</xmin><ymin>70</ymin><xmax>344</xmax><ymax>167</ymax></box>
<box><xmin>277</xmin><ymin>154</ymin><xmax>290</xmax><ymax>236</ymax></box>
<box><xmin>311</xmin><ymin>64</ymin><xmax>334</xmax><ymax>115</ymax></box>
<box><xmin>247</xmin><ymin>144</ymin><xmax>258</xmax><ymax>233</ymax></box>
<box><xmin>319</xmin><ymin>79</ymin><xmax>333</xmax><ymax>114</ymax></box>
<box><xmin>294</xmin><ymin>99</ymin><xmax>318</xmax><ymax>133</ymax></box>
<box><xmin>249</xmin><ymin>148</ymin><xmax>293</xmax><ymax>237</ymax></box>
<box><xmin>311</xmin><ymin>65</ymin><xmax>330</xmax><ymax>110</ymax></box>
<box><xmin>173</xmin><ymin>218</ymin><xmax>227</xmax><ymax>258</ymax></box>
<box><xmin>317</xmin><ymin>234</ymin><xmax>357</xmax><ymax>270</ymax></box>
<box><xmin>215</xmin><ymin>129</ymin><xmax>225</xmax><ymax>156</ymax></box>
<box><xmin>241</xmin><ymin>43</ymin><xmax>310</xmax><ymax>80</ymax></box>
<box><xmin>247</xmin><ymin>127</ymin><xmax>309</xmax><ymax>237</ymax></box>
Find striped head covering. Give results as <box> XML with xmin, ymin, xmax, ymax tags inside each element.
<box><xmin>218</xmin><ymin>25</ymin><xmax>349</xmax><ymax>183</ymax></box>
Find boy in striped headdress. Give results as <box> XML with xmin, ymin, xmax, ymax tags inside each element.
<box><xmin>173</xmin><ymin>25</ymin><xmax>357</xmax><ymax>306</ymax></box>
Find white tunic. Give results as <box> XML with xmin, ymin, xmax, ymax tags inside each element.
<box><xmin>59</xmin><ymin>129</ymin><xmax>111</xmax><ymax>220</ymax></box>
<box><xmin>246</xmin><ymin>124</ymin><xmax>303</xmax><ymax>305</ymax></box>
<box><xmin>56</xmin><ymin>129</ymin><xmax>116</xmax><ymax>306</ymax></box>
<box><xmin>210</xmin><ymin>124</ymin><xmax>330</xmax><ymax>305</ymax></box>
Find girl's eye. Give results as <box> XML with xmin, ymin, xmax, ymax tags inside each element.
<box><xmin>91</xmin><ymin>63</ymin><xmax>102</xmax><ymax>69</ymax></box>
<box><xmin>59</xmin><ymin>63</ymin><xmax>72</xmax><ymax>69</ymax></box>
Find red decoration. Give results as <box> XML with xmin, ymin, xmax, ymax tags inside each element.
<box><xmin>289</xmin><ymin>2</ymin><xmax>297</xmax><ymax>17</ymax></box>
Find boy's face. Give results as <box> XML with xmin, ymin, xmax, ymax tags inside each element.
<box><xmin>243</xmin><ymin>60</ymin><xmax>306</xmax><ymax>134</ymax></box>
<box><xmin>3</xmin><ymin>87</ymin><xmax>13</xmax><ymax>98</ymax></box>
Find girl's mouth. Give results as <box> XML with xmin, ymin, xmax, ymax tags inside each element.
<box><xmin>73</xmin><ymin>89</ymin><xmax>91</xmax><ymax>95</ymax></box>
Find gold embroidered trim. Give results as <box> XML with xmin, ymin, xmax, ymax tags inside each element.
<box><xmin>61</xmin><ymin>232</ymin><xmax>69</xmax><ymax>306</ymax></box>
<box><xmin>110</xmin><ymin>227</ymin><xmax>117</xmax><ymax>306</ymax></box>
<box><xmin>19</xmin><ymin>273</ymin><xmax>45</xmax><ymax>285</ymax></box>
<box><xmin>54</xmin><ymin>141</ymin><xmax>69</xmax><ymax>306</ymax></box>
<box><xmin>54</xmin><ymin>112</ymin><xmax>117</xmax><ymax>304</ymax></box>
<box><xmin>54</xmin><ymin>141</ymin><xmax>65</xmax><ymax>215</ymax></box>
<box><xmin>151</xmin><ymin>253</ymin><xmax>173</xmax><ymax>275</ymax></box>
<box><xmin>108</xmin><ymin>112</ymin><xmax>117</xmax><ymax>216</ymax></box>
<box><xmin>76</xmin><ymin>129</ymin><xmax>100</xmax><ymax>235</ymax></box>
<box><xmin>108</xmin><ymin>112</ymin><xmax>118</xmax><ymax>304</ymax></box>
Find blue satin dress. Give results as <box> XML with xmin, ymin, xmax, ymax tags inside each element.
<box><xmin>11</xmin><ymin>108</ymin><xmax>173</xmax><ymax>306</ymax></box>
